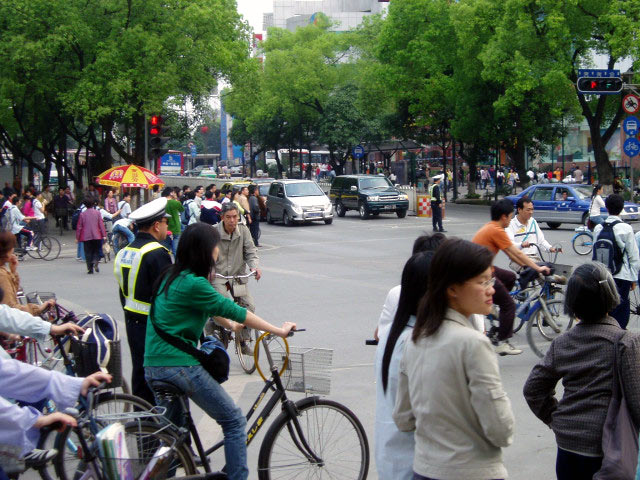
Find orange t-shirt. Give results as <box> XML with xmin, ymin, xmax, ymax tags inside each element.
<box><xmin>472</xmin><ymin>221</ymin><xmax>513</xmax><ymax>256</ymax></box>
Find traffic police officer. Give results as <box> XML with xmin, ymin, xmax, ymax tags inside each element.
<box><xmin>429</xmin><ymin>174</ymin><xmax>446</xmax><ymax>232</ymax></box>
<box><xmin>114</xmin><ymin>197</ymin><xmax>172</xmax><ymax>404</ymax></box>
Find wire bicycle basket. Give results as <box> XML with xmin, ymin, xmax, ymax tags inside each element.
<box><xmin>283</xmin><ymin>346</ymin><xmax>333</xmax><ymax>395</ymax></box>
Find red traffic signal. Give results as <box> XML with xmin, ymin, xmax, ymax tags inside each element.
<box><xmin>148</xmin><ymin>115</ymin><xmax>170</xmax><ymax>159</ymax></box>
<box><xmin>577</xmin><ymin>77</ymin><xmax>623</xmax><ymax>95</ymax></box>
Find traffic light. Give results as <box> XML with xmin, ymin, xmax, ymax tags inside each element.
<box><xmin>577</xmin><ymin>76</ymin><xmax>623</xmax><ymax>95</ymax></box>
<box><xmin>148</xmin><ymin>115</ymin><xmax>170</xmax><ymax>159</ymax></box>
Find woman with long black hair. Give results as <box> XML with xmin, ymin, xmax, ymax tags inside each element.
<box><xmin>393</xmin><ymin>238</ymin><xmax>514</xmax><ymax>480</ymax></box>
<box><xmin>144</xmin><ymin>222</ymin><xmax>295</xmax><ymax>480</ymax></box>
<box><xmin>375</xmin><ymin>251</ymin><xmax>435</xmax><ymax>480</ymax></box>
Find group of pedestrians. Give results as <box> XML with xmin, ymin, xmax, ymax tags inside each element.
<box><xmin>375</xmin><ymin>225</ymin><xmax>640</xmax><ymax>479</ymax></box>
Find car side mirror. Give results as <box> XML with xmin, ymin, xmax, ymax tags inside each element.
<box><xmin>350</xmin><ymin>185</ymin><xmax>357</xmax><ymax>191</ymax></box>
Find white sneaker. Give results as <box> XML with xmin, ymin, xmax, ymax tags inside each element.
<box><xmin>494</xmin><ymin>340</ymin><xmax>523</xmax><ymax>356</ymax></box>
<box><xmin>26</xmin><ymin>246</ymin><xmax>37</xmax><ymax>251</ymax></box>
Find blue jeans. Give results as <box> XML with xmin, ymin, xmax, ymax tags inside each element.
<box><xmin>172</xmin><ymin>233</ymin><xmax>180</xmax><ymax>256</ymax></box>
<box><xmin>113</xmin><ymin>224</ymin><xmax>135</xmax><ymax>244</ymax></box>
<box><xmin>590</xmin><ymin>215</ymin><xmax>607</xmax><ymax>225</ymax></box>
<box><xmin>145</xmin><ymin>365</ymin><xmax>248</xmax><ymax>480</ymax></box>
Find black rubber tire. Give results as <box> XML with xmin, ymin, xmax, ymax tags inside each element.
<box><xmin>52</xmin><ymin>393</ymin><xmax>155</xmax><ymax>480</ymax></box>
<box><xmin>324</xmin><ymin>218</ymin><xmax>333</xmax><ymax>224</ymax></box>
<box><xmin>547</xmin><ymin>222</ymin><xmax>561</xmax><ymax>229</ymax></box>
<box><xmin>236</xmin><ymin>327</ymin><xmax>259</xmax><ymax>374</ymax></box>
<box><xmin>335</xmin><ymin>202</ymin><xmax>346</xmax><ymax>217</ymax></box>
<box><xmin>266</xmin><ymin>210</ymin><xmax>274</xmax><ymax>224</ymax></box>
<box><xmin>41</xmin><ymin>236</ymin><xmax>61</xmax><ymax>260</ymax></box>
<box><xmin>581</xmin><ymin>211</ymin><xmax>589</xmax><ymax>225</ymax></box>
<box><xmin>396</xmin><ymin>209</ymin><xmax>407</xmax><ymax>218</ymax></box>
<box><xmin>257</xmin><ymin>397</ymin><xmax>369</xmax><ymax>480</ymax></box>
<box><xmin>572</xmin><ymin>232</ymin><xmax>593</xmax><ymax>256</ymax></box>
<box><xmin>358</xmin><ymin>203</ymin><xmax>370</xmax><ymax>220</ymax></box>
<box><xmin>283</xmin><ymin>212</ymin><xmax>293</xmax><ymax>226</ymax></box>
<box><xmin>526</xmin><ymin>299</ymin><xmax>574</xmax><ymax>358</ymax></box>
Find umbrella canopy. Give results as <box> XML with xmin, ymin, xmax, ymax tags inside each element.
<box><xmin>96</xmin><ymin>164</ymin><xmax>164</xmax><ymax>189</ymax></box>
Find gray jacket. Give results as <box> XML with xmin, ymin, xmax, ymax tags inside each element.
<box><xmin>393</xmin><ymin>308</ymin><xmax>514</xmax><ymax>480</ymax></box>
<box><xmin>213</xmin><ymin>222</ymin><xmax>258</xmax><ymax>286</ymax></box>
<box><xmin>523</xmin><ymin>316</ymin><xmax>640</xmax><ymax>456</ymax></box>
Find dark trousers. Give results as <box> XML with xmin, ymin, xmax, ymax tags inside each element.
<box><xmin>556</xmin><ymin>448</ymin><xmax>602</xmax><ymax>480</ymax></box>
<box><xmin>431</xmin><ymin>202</ymin><xmax>443</xmax><ymax>231</ymax></box>
<box><xmin>413</xmin><ymin>474</ymin><xmax>502</xmax><ymax>480</ymax></box>
<box><xmin>493</xmin><ymin>266</ymin><xmax>516</xmax><ymax>341</ymax></box>
<box><xmin>611</xmin><ymin>278</ymin><xmax>632</xmax><ymax>329</ymax></box>
<box><xmin>249</xmin><ymin>221</ymin><xmax>260</xmax><ymax>246</ymax></box>
<box><xmin>83</xmin><ymin>239</ymin><xmax>101</xmax><ymax>272</ymax></box>
<box><xmin>125</xmin><ymin>318</ymin><xmax>155</xmax><ymax>405</ymax></box>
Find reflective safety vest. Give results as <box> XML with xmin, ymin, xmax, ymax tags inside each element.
<box><xmin>429</xmin><ymin>183</ymin><xmax>439</xmax><ymax>202</ymax></box>
<box><xmin>114</xmin><ymin>242</ymin><xmax>165</xmax><ymax>315</ymax></box>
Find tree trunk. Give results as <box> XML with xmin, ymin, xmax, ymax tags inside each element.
<box><xmin>134</xmin><ymin>113</ymin><xmax>146</xmax><ymax>167</ymax></box>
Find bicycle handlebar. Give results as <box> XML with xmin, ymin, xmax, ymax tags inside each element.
<box><xmin>215</xmin><ymin>271</ymin><xmax>257</xmax><ymax>280</ymax></box>
<box><xmin>287</xmin><ymin>328</ymin><xmax>305</xmax><ymax>337</ymax></box>
<box><xmin>365</xmin><ymin>339</ymin><xmax>378</xmax><ymax>346</ymax></box>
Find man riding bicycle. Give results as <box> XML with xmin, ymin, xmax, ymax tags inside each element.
<box><xmin>208</xmin><ymin>202</ymin><xmax>261</xmax><ymax>354</ymax></box>
<box><xmin>473</xmin><ymin>199</ymin><xmax>550</xmax><ymax>355</ymax></box>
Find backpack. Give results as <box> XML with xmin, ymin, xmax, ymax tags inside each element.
<box><xmin>181</xmin><ymin>200</ymin><xmax>193</xmax><ymax>225</ymax></box>
<box><xmin>593</xmin><ymin>220</ymin><xmax>625</xmax><ymax>274</ymax></box>
<box><xmin>200</xmin><ymin>205</ymin><xmax>220</xmax><ymax>225</ymax></box>
<box><xmin>71</xmin><ymin>208</ymin><xmax>82</xmax><ymax>230</ymax></box>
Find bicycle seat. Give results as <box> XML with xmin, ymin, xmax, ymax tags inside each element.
<box><xmin>149</xmin><ymin>379</ymin><xmax>186</xmax><ymax>400</ymax></box>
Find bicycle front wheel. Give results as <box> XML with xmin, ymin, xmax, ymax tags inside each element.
<box><xmin>257</xmin><ymin>398</ymin><xmax>369</xmax><ymax>480</ymax></box>
<box><xmin>236</xmin><ymin>327</ymin><xmax>260</xmax><ymax>374</ymax></box>
<box><xmin>572</xmin><ymin>232</ymin><xmax>593</xmax><ymax>256</ymax></box>
<box><xmin>40</xmin><ymin>236</ymin><xmax>61</xmax><ymax>260</ymax></box>
<box><xmin>526</xmin><ymin>299</ymin><xmax>574</xmax><ymax>358</ymax></box>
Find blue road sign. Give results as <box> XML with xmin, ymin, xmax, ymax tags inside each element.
<box><xmin>623</xmin><ymin>138</ymin><xmax>640</xmax><ymax>158</ymax></box>
<box><xmin>578</xmin><ymin>69</ymin><xmax>620</xmax><ymax>78</ymax></box>
<box><xmin>352</xmin><ymin>145</ymin><xmax>365</xmax><ymax>159</ymax></box>
<box><xmin>623</xmin><ymin>116</ymin><xmax>639</xmax><ymax>137</ymax></box>
<box><xmin>190</xmin><ymin>144</ymin><xmax>197</xmax><ymax>158</ymax></box>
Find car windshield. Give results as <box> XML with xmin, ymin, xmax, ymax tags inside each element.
<box><xmin>284</xmin><ymin>182</ymin><xmax>325</xmax><ymax>197</ymax></box>
<box><xmin>359</xmin><ymin>177</ymin><xmax>393</xmax><ymax>189</ymax></box>
<box><xmin>572</xmin><ymin>186</ymin><xmax>592</xmax><ymax>200</ymax></box>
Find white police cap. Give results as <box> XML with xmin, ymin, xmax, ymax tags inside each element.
<box><xmin>129</xmin><ymin>197</ymin><xmax>171</xmax><ymax>224</ymax></box>
<box><xmin>432</xmin><ymin>174</ymin><xmax>444</xmax><ymax>182</ymax></box>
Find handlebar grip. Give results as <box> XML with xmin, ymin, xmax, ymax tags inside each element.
<box><xmin>365</xmin><ymin>339</ymin><xmax>379</xmax><ymax>346</ymax></box>
<box><xmin>287</xmin><ymin>328</ymin><xmax>306</xmax><ymax>337</ymax></box>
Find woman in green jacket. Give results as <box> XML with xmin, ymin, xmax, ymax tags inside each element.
<box><xmin>144</xmin><ymin>222</ymin><xmax>295</xmax><ymax>480</ymax></box>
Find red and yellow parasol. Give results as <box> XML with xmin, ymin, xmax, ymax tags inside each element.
<box><xmin>96</xmin><ymin>164</ymin><xmax>164</xmax><ymax>189</ymax></box>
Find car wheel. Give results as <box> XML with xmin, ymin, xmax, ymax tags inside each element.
<box><xmin>581</xmin><ymin>212</ymin><xmax>589</xmax><ymax>225</ymax></box>
<box><xmin>547</xmin><ymin>222</ymin><xmax>561</xmax><ymax>230</ymax></box>
<box><xmin>324</xmin><ymin>218</ymin><xmax>333</xmax><ymax>225</ymax></box>
<box><xmin>396</xmin><ymin>209</ymin><xmax>407</xmax><ymax>218</ymax></box>
<box><xmin>359</xmin><ymin>203</ymin><xmax>370</xmax><ymax>220</ymax></box>
<box><xmin>335</xmin><ymin>201</ymin><xmax>346</xmax><ymax>217</ymax></box>
<box><xmin>266</xmin><ymin>210</ymin><xmax>274</xmax><ymax>224</ymax></box>
<box><xmin>283</xmin><ymin>212</ymin><xmax>293</xmax><ymax>226</ymax></box>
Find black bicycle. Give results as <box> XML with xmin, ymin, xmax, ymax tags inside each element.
<box><xmin>142</xmin><ymin>329</ymin><xmax>370</xmax><ymax>479</ymax></box>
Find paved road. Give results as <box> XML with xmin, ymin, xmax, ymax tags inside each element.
<box><xmin>18</xmin><ymin>206</ymin><xmax>624</xmax><ymax>479</ymax></box>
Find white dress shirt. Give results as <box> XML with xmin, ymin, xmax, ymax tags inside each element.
<box><xmin>506</xmin><ymin>216</ymin><xmax>552</xmax><ymax>256</ymax></box>
<box><xmin>0</xmin><ymin>357</ymin><xmax>83</xmax><ymax>455</ymax></box>
<box><xmin>593</xmin><ymin>216</ymin><xmax>640</xmax><ymax>282</ymax></box>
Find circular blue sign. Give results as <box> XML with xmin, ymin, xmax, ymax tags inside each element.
<box><xmin>352</xmin><ymin>145</ymin><xmax>365</xmax><ymax>159</ymax></box>
<box><xmin>623</xmin><ymin>116</ymin><xmax>639</xmax><ymax>137</ymax></box>
<box><xmin>623</xmin><ymin>138</ymin><xmax>640</xmax><ymax>158</ymax></box>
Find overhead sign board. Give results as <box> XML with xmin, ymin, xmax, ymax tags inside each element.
<box><xmin>159</xmin><ymin>151</ymin><xmax>184</xmax><ymax>176</ymax></box>
<box><xmin>576</xmin><ymin>69</ymin><xmax>622</xmax><ymax>95</ymax></box>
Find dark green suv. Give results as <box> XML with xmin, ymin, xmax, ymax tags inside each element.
<box><xmin>329</xmin><ymin>175</ymin><xmax>409</xmax><ymax>219</ymax></box>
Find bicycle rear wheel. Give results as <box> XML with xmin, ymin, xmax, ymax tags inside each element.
<box><xmin>526</xmin><ymin>299</ymin><xmax>574</xmax><ymax>358</ymax></box>
<box><xmin>257</xmin><ymin>398</ymin><xmax>369</xmax><ymax>480</ymax></box>
<box><xmin>235</xmin><ymin>327</ymin><xmax>259</xmax><ymax>374</ymax></box>
<box><xmin>50</xmin><ymin>392</ymin><xmax>154</xmax><ymax>480</ymax></box>
<box><xmin>572</xmin><ymin>232</ymin><xmax>593</xmax><ymax>256</ymax></box>
<box><xmin>40</xmin><ymin>236</ymin><xmax>61</xmax><ymax>260</ymax></box>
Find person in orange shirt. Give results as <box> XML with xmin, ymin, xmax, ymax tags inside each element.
<box><xmin>473</xmin><ymin>199</ymin><xmax>550</xmax><ymax>355</ymax></box>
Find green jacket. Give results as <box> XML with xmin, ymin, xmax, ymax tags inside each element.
<box><xmin>165</xmin><ymin>198</ymin><xmax>184</xmax><ymax>236</ymax></box>
<box><xmin>144</xmin><ymin>270</ymin><xmax>246</xmax><ymax>367</ymax></box>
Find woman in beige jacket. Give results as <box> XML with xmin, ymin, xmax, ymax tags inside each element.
<box><xmin>393</xmin><ymin>238</ymin><xmax>514</xmax><ymax>480</ymax></box>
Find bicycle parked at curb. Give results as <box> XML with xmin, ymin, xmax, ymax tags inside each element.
<box><xmin>79</xmin><ymin>329</ymin><xmax>371</xmax><ymax>479</ymax></box>
<box><xmin>211</xmin><ymin>271</ymin><xmax>260</xmax><ymax>374</ymax></box>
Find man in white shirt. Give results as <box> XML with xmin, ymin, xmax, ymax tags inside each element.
<box><xmin>593</xmin><ymin>194</ymin><xmax>640</xmax><ymax>329</ymax></box>
<box><xmin>117</xmin><ymin>193</ymin><xmax>132</xmax><ymax>219</ymax></box>
<box><xmin>506</xmin><ymin>197</ymin><xmax>558</xmax><ymax>271</ymax></box>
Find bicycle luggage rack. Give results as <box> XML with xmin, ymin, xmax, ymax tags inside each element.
<box><xmin>283</xmin><ymin>347</ymin><xmax>333</xmax><ymax>395</ymax></box>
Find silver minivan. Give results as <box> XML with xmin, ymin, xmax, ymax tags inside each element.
<box><xmin>266</xmin><ymin>180</ymin><xmax>334</xmax><ymax>226</ymax></box>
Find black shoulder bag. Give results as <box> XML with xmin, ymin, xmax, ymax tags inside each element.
<box><xmin>148</xmin><ymin>303</ymin><xmax>229</xmax><ymax>383</ymax></box>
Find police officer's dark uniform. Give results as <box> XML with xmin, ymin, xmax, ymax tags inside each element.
<box><xmin>114</xmin><ymin>197</ymin><xmax>172</xmax><ymax>404</ymax></box>
<box><xmin>429</xmin><ymin>174</ymin><xmax>445</xmax><ymax>232</ymax></box>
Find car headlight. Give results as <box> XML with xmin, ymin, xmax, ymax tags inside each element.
<box><xmin>292</xmin><ymin>205</ymin><xmax>303</xmax><ymax>214</ymax></box>
<box><xmin>398</xmin><ymin>194</ymin><xmax>408</xmax><ymax>200</ymax></box>
<box><xmin>324</xmin><ymin>204</ymin><xmax>333</xmax><ymax>212</ymax></box>
<box><xmin>368</xmin><ymin>195</ymin><xmax>379</xmax><ymax>202</ymax></box>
